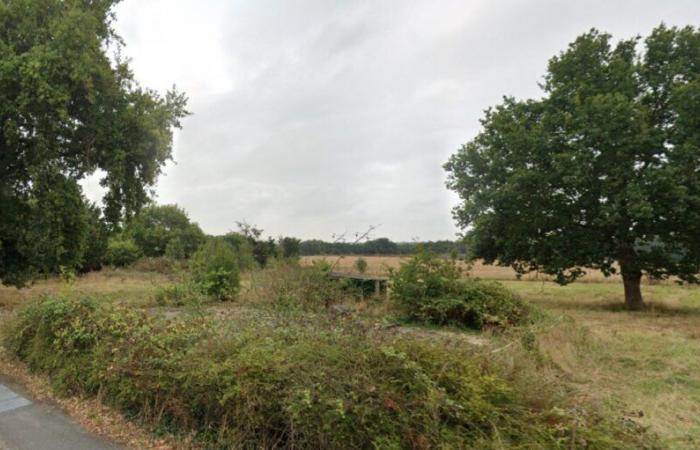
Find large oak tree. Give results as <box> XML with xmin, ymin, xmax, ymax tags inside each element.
<box><xmin>0</xmin><ymin>0</ymin><xmax>188</xmax><ymax>285</ymax></box>
<box><xmin>445</xmin><ymin>25</ymin><xmax>700</xmax><ymax>309</ymax></box>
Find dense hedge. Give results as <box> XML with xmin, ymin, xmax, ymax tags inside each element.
<box><xmin>3</xmin><ymin>296</ymin><xmax>656</xmax><ymax>449</ymax></box>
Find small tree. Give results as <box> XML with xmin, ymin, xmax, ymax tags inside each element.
<box><xmin>236</xmin><ymin>221</ymin><xmax>277</xmax><ymax>267</ymax></box>
<box><xmin>445</xmin><ymin>25</ymin><xmax>700</xmax><ymax>309</ymax></box>
<box><xmin>222</xmin><ymin>232</ymin><xmax>256</xmax><ymax>271</ymax></box>
<box><xmin>191</xmin><ymin>238</ymin><xmax>239</xmax><ymax>300</ymax></box>
<box><xmin>279</xmin><ymin>237</ymin><xmax>301</xmax><ymax>260</ymax></box>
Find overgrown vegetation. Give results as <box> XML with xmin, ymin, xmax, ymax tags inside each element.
<box><xmin>105</xmin><ymin>235</ymin><xmax>142</xmax><ymax>268</ymax></box>
<box><xmin>2</xmin><ymin>295</ymin><xmax>658</xmax><ymax>449</ymax></box>
<box><xmin>243</xmin><ymin>261</ymin><xmax>345</xmax><ymax>311</ymax></box>
<box><xmin>190</xmin><ymin>238</ymin><xmax>240</xmax><ymax>300</ymax></box>
<box><xmin>391</xmin><ymin>252</ymin><xmax>529</xmax><ymax>329</ymax></box>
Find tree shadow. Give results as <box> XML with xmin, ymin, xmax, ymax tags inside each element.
<box><xmin>532</xmin><ymin>297</ymin><xmax>700</xmax><ymax>317</ymax></box>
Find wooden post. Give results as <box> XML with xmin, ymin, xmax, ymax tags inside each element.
<box><xmin>374</xmin><ymin>280</ymin><xmax>380</xmax><ymax>298</ymax></box>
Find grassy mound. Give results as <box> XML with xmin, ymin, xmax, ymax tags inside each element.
<box><xmin>3</xmin><ymin>295</ymin><xmax>657</xmax><ymax>449</ymax></box>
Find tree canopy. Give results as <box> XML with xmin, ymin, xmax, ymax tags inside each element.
<box><xmin>0</xmin><ymin>0</ymin><xmax>188</xmax><ymax>285</ymax></box>
<box><xmin>445</xmin><ymin>24</ymin><xmax>700</xmax><ymax>309</ymax></box>
<box><xmin>129</xmin><ymin>204</ymin><xmax>204</xmax><ymax>259</ymax></box>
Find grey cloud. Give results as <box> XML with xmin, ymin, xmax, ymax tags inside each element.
<box><xmin>111</xmin><ymin>0</ymin><xmax>700</xmax><ymax>240</ymax></box>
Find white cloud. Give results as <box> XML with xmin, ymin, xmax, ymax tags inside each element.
<box><xmin>93</xmin><ymin>0</ymin><xmax>700</xmax><ymax>240</ymax></box>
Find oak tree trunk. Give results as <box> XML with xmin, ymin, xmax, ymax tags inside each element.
<box><xmin>621</xmin><ymin>265</ymin><xmax>644</xmax><ymax>310</ymax></box>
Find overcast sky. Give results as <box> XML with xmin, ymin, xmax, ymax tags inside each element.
<box><xmin>84</xmin><ymin>0</ymin><xmax>700</xmax><ymax>241</ymax></box>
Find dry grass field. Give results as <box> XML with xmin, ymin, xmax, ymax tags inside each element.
<box><xmin>302</xmin><ymin>255</ymin><xmax>630</xmax><ymax>282</ymax></box>
<box><xmin>504</xmin><ymin>280</ymin><xmax>700</xmax><ymax>449</ymax></box>
<box><xmin>0</xmin><ymin>268</ymin><xmax>173</xmax><ymax>316</ymax></box>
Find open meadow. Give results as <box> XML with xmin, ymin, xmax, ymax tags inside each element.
<box><xmin>1</xmin><ymin>259</ymin><xmax>699</xmax><ymax>449</ymax></box>
<box><xmin>302</xmin><ymin>255</ymin><xmax>632</xmax><ymax>282</ymax></box>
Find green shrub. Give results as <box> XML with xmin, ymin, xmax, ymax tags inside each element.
<box><xmin>154</xmin><ymin>281</ymin><xmax>205</xmax><ymax>307</ymax></box>
<box><xmin>311</xmin><ymin>258</ymin><xmax>332</xmax><ymax>273</ymax></box>
<box><xmin>190</xmin><ymin>238</ymin><xmax>239</xmax><ymax>300</ymax></box>
<box><xmin>245</xmin><ymin>261</ymin><xmax>344</xmax><ymax>310</ymax></box>
<box><xmin>164</xmin><ymin>236</ymin><xmax>186</xmax><ymax>260</ymax></box>
<box><xmin>104</xmin><ymin>235</ymin><xmax>141</xmax><ymax>267</ymax></box>
<box><xmin>354</xmin><ymin>257</ymin><xmax>368</xmax><ymax>274</ymax></box>
<box><xmin>3</xmin><ymin>295</ymin><xmax>658</xmax><ymax>449</ymax></box>
<box><xmin>221</xmin><ymin>232</ymin><xmax>256</xmax><ymax>271</ymax></box>
<box><xmin>414</xmin><ymin>281</ymin><xmax>527</xmax><ymax>328</ymax></box>
<box><xmin>391</xmin><ymin>252</ymin><xmax>528</xmax><ymax>329</ymax></box>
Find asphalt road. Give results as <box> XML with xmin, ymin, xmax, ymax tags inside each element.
<box><xmin>0</xmin><ymin>378</ymin><xmax>120</xmax><ymax>450</ymax></box>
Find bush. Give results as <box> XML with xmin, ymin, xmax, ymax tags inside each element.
<box><xmin>354</xmin><ymin>257</ymin><xmax>368</xmax><ymax>274</ymax></box>
<box><xmin>390</xmin><ymin>252</ymin><xmax>528</xmax><ymax>329</ymax></box>
<box><xmin>3</xmin><ymin>295</ymin><xmax>657</xmax><ymax>449</ymax></box>
<box><xmin>190</xmin><ymin>238</ymin><xmax>239</xmax><ymax>300</ymax></box>
<box><xmin>244</xmin><ymin>261</ymin><xmax>344</xmax><ymax>311</ymax></box>
<box><xmin>164</xmin><ymin>236</ymin><xmax>187</xmax><ymax>260</ymax></box>
<box><xmin>221</xmin><ymin>232</ymin><xmax>256</xmax><ymax>271</ymax></box>
<box><xmin>104</xmin><ymin>235</ymin><xmax>141</xmax><ymax>267</ymax></box>
<box><xmin>154</xmin><ymin>281</ymin><xmax>205</xmax><ymax>307</ymax></box>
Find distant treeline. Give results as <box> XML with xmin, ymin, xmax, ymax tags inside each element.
<box><xmin>299</xmin><ymin>238</ymin><xmax>466</xmax><ymax>256</ymax></box>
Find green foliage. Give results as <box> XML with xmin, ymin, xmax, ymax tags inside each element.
<box><xmin>129</xmin><ymin>204</ymin><xmax>204</xmax><ymax>259</ymax></box>
<box><xmin>163</xmin><ymin>237</ymin><xmax>187</xmax><ymax>260</ymax></box>
<box><xmin>391</xmin><ymin>252</ymin><xmax>528</xmax><ymax>329</ymax></box>
<box><xmin>154</xmin><ymin>281</ymin><xmax>205</xmax><ymax>307</ymax></box>
<box><xmin>245</xmin><ymin>262</ymin><xmax>344</xmax><ymax>310</ymax></box>
<box><xmin>311</xmin><ymin>258</ymin><xmax>333</xmax><ymax>273</ymax></box>
<box><xmin>279</xmin><ymin>236</ymin><xmax>301</xmax><ymax>260</ymax></box>
<box><xmin>354</xmin><ymin>257</ymin><xmax>368</xmax><ymax>274</ymax></box>
<box><xmin>190</xmin><ymin>238</ymin><xmax>239</xmax><ymax>300</ymax></box>
<box><xmin>445</xmin><ymin>25</ymin><xmax>700</xmax><ymax>308</ymax></box>
<box><xmin>0</xmin><ymin>0</ymin><xmax>188</xmax><ymax>286</ymax></box>
<box><xmin>13</xmin><ymin>170</ymin><xmax>89</xmax><ymax>283</ymax></box>
<box><xmin>236</xmin><ymin>221</ymin><xmax>277</xmax><ymax>267</ymax></box>
<box><xmin>253</xmin><ymin>238</ymin><xmax>277</xmax><ymax>267</ymax></box>
<box><xmin>3</xmin><ymin>295</ymin><xmax>658</xmax><ymax>449</ymax></box>
<box><xmin>299</xmin><ymin>239</ymin><xmax>467</xmax><ymax>256</ymax></box>
<box><xmin>221</xmin><ymin>232</ymin><xmax>256</xmax><ymax>271</ymax></box>
<box><xmin>104</xmin><ymin>235</ymin><xmax>141</xmax><ymax>267</ymax></box>
<box><xmin>79</xmin><ymin>202</ymin><xmax>109</xmax><ymax>273</ymax></box>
